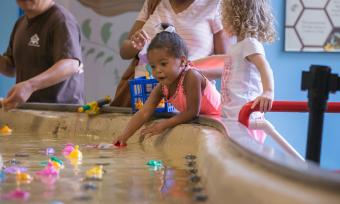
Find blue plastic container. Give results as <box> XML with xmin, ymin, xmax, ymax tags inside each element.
<box><xmin>129</xmin><ymin>77</ymin><xmax>174</xmax><ymax>113</ymax></box>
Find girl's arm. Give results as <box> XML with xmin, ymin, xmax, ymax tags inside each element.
<box><xmin>141</xmin><ymin>70</ymin><xmax>203</xmax><ymax>137</ymax></box>
<box><xmin>114</xmin><ymin>84</ymin><xmax>163</xmax><ymax>144</ymax></box>
<box><xmin>192</xmin><ymin>55</ymin><xmax>227</xmax><ymax>80</ymax></box>
<box><xmin>247</xmin><ymin>54</ymin><xmax>274</xmax><ymax>112</ymax></box>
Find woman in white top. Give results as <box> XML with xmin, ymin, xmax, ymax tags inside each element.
<box><xmin>120</xmin><ymin>0</ymin><xmax>229</xmax><ymax>77</ymax></box>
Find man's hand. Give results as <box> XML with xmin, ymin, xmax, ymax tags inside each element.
<box><xmin>2</xmin><ymin>81</ymin><xmax>34</xmax><ymax>110</ymax></box>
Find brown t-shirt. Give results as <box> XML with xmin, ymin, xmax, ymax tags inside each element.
<box><xmin>4</xmin><ymin>4</ymin><xmax>84</xmax><ymax>104</ymax></box>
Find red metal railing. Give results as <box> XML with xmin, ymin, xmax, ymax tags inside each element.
<box><xmin>238</xmin><ymin>101</ymin><xmax>340</xmax><ymax>127</ymax></box>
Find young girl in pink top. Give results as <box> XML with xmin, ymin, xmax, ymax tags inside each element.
<box><xmin>114</xmin><ymin>24</ymin><xmax>221</xmax><ymax>146</ymax></box>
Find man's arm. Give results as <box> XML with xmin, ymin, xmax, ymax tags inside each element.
<box><xmin>0</xmin><ymin>55</ymin><xmax>15</xmax><ymax>77</ymax></box>
<box><xmin>26</xmin><ymin>58</ymin><xmax>80</xmax><ymax>91</ymax></box>
<box><xmin>3</xmin><ymin>58</ymin><xmax>80</xmax><ymax>109</ymax></box>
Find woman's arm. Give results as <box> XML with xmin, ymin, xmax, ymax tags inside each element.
<box><xmin>141</xmin><ymin>70</ymin><xmax>203</xmax><ymax>137</ymax></box>
<box><xmin>192</xmin><ymin>55</ymin><xmax>227</xmax><ymax>80</ymax></box>
<box><xmin>120</xmin><ymin>21</ymin><xmax>146</xmax><ymax>59</ymax></box>
<box><xmin>114</xmin><ymin>84</ymin><xmax>163</xmax><ymax>143</ymax></box>
<box><xmin>213</xmin><ymin>30</ymin><xmax>228</xmax><ymax>54</ymax></box>
<box><xmin>247</xmin><ymin>54</ymin><xmax>274</xmax><ymax>112</ymax></box>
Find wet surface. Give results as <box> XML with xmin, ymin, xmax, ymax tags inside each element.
<box><xmin>0</xmin><ymin>132</ymin><xmax>198</xmax><ymax>204</ymax></box>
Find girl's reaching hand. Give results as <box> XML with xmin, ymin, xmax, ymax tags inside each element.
<box><xmin>140</xmin><ymin>121</ymin><xmax>167</xmax><ymax>139</ymax></box>
<box><xmin>113</xmin><ymin>135</ymin><xmax>128</xmax><ymax>147</ymax></box>
<box><xmin>251</xmin><ymin>90</ymin><xmax>273</xmax><ymax>112</ymax></box>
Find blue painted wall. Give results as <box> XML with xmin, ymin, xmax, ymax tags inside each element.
<box><xmin>0</xmin><ymin>1</ymin><xmax>339</xmax><ymax>169</ymax></box>
<box><xmin>0</xmin><ymin>0</ymin><xmax>17</xmax><ymax>97</ymax></box>
<box><xmin>265</xmin><ymin>1</ymin><xmax>340</xmax><ymax>169</ymax></box>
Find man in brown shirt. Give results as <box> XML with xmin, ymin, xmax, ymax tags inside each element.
<box><xmin>0</xmin><ymin>0</ymin><xmax>84</xmax><ymax>109</ymax></box>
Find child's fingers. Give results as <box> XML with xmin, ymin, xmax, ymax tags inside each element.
<box><xmin>268</xmin><ymin>100</ymin><xmax>273</xmax><ymax>111</ymax></box>
<box><xmin>251</xmin><ymin>98</ymin><xmax>259</xmax><ymax>109</ymax></box>
<box><xmin>260</xmin><ymin>99</ymin><xmax>265</xmax><ymax>112</ymax></box>
<box><xmin>263</xmin><ymin>100</ymin><xmax>268</xmax><ymax>112</ymax></box>
<box><xmin>141</xmin><ymin>127</ymin><xmax>153</xmax><ymax>137</ymax></box>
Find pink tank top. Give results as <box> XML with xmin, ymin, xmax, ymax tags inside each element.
<box><xmin>162</xmin><ymin>66</ymin><xmax>221</xmax><ymax>115</ymax></box>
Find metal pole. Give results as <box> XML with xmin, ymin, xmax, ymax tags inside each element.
<box><xmin>302</xmin><ymin>65</ymin><xmax>331</xmax><ymax>164</ymax></box>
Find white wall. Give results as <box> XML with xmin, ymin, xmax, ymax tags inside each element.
<box><xmin>56</xmin><ymin>0</ymin><xmax>139</xmax><ymax>101</ymax></box>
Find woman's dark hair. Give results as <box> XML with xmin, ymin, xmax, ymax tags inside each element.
<box><xmin>147</xmin><ymin>23</ymin><xmax>188</xmax><ymax>58</ymax></box>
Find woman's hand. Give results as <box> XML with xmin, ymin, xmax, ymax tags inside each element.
<box><xmin>130</xmin><ymin>29</ymin><xmax>150</xmax><ymax>50</ymax></box>
<box><xmin>251</xmin><ymin>90</ymin><xmax>274</xmax><ymax>112</ymax></box>
<box><xmin>140</xmin><ymin>121</ymin><xmax>167</xmax><ymax>139</ymax></box>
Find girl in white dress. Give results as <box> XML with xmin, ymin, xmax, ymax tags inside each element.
<box><xmin>193</xmin><ymin>0</ymin><xmax>277</xmax><ymax>143</ymax></box>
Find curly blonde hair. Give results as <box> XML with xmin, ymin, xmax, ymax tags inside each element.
<box><xmin>221</xmin><ymin>0</ymin><xmax>277</xmax><ymax>43</ymax></box>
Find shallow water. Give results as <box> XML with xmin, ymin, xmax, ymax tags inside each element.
<box><xmin>0</xmin><ymin>131</ymin><xmax>199</xmax><ymax>204</ymax></box>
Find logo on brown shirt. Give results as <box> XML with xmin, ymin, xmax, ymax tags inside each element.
<box><xmin>28</xmin><ymin>34</ymin><xmax>40</xmax><ymax>47</ymax></box>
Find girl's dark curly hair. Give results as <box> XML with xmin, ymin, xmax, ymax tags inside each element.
<box><xmin>147</xmin><ymin>23</ymin><xmax>188</xmax><ymax>58</ymax></box>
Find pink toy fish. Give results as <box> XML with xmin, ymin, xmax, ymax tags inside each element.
<box><xmin>62</xmin><ymin>143</ymin><xmax>74</xmax><ymax>156</ymax></box>
<box><xmin>36</xmin><ymin>162</ymin><xmax>59</xmax><ymax>176</ymax></box>
<box><xmin>1</xmin><ymin>188</ymin><xmax>30</xmax><ymax>201</ymax></box>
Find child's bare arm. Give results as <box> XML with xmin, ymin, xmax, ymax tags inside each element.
<box><xmin>141</xmin><ymin>70</ymin><xmax>203</xmax><ymax>137</ymax></box>
<box><xmin>114</xmin><ymin>84</ymin><xmax>163</xmax><ymax>144</ymax></box>
<box><xmin>247</xmin><ymin>53</ymin><xmax>274</xmax><ymax>112</ymax></box>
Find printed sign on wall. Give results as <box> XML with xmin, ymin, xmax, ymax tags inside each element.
<box><xmin>285</xmin><ymin>0</ymin><xmax>340</xmax><ymax>52</ymax></box>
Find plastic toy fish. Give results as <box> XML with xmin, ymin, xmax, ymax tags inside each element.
<box><xmin>135</xmin><ymin>99</ymin><xmax>143</xmax><ymax>110</ymax></box>
<box><xmin>0</xmin><ymin>124</ymin><xmax>12</xmax><ymax>135</ymax></box>
<box><xmin>4</xmin><ymin>166</ymin><xmax>28</xmax><ymax>174</ymax></box>
<box><xmin>97</xmin><ymin>143</ymin><xmax>113</xmax><ymax>149</ymax></box>
<box><xmin>67</xmin><ymin>145</ymin><xmax>82</xmax><ymax>160</ymax></box>
<box><xmin>50</xmin><ymin>156</ymin><xmax>64</xmax><ymax>167</ymax></box>
<box><xmin>1</xmin><ymin>189</ymin><xmax>30</xmax><ymax>201</ymax></box>
<box><xmin>45</xmin><ymin>147</ymin><xmax>55</xmax><ymax>155</ymax></box>
<box><xmin>36</xmin><ymin>161</ymin><xmax>59</xmax><ymax>176</ymax></box>
<box><xmin>62</xmin><ymin>143</ymin><xmax>75</xmax><ymax>156</ymax></box>
<box><xmin>114</xmin><ymin>141</ymin><xmax>127</xmax><ymax>147</ymax></box>
<box><xmin>147</xmin><ymin>160</ymin><xmax>164</xmax><ymax>171</ymax></box>
<box><xmin>157</xmin><ymin>98</ymin><xmax>165</xmax><ymax>108</ymax></box>
<box><xmin>0</xmin><ymin>170</ymin><xmax>5</xmax><ymax>182</ymax></box>
<box><xmin>16</xmin><ymin>171</ymin><xmax>33</xmax><ymax>183</ymax></box>
<box><xmin>86</xmin><ymin>165</ymin><xmax>104</xmax><ymax>180</ymax></box>
<box><xmin>147</xmin><ymin>160</ymin><xmax>163</xmax><ymax>167</ymax></box>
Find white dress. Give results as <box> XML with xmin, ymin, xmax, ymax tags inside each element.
<box><xmin>221</xmin><ymin>37</ymin><xmax>265</xmax><ymax>120</ymax></box>
<box><xmin>135</xmin><ymin>0</ymin><xmax>223</xmax><ymax>77</ymax></box>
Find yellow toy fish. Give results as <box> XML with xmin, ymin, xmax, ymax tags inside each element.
<box><xmin>0</xmin><ymin>124</ymin><xmax>12</xmax><ymax>135</ymax></box>
<box><xmin>135</xmin><ymin>99</ymin><xmax>143</xmax><ymax>110</ymax></box>
<box><xmin>16</xmin><ymin>171</ymin><xmax>33</xmax><ymax>183</ymax></box>
<box><xmin>86</xmin><ymin>165</ymin><xmax>104</xmax><ymax>180</ymax></box>
<box><xmin>68</xmin><ymin>145</ymin><xmax>83</xmax><ymax>160</ymax></box>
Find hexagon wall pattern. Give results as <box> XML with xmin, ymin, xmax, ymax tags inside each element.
<box><xmin>285</xmin><ymin>0</ymin><xmax>340</xmax><ymax>52</ymax></box>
